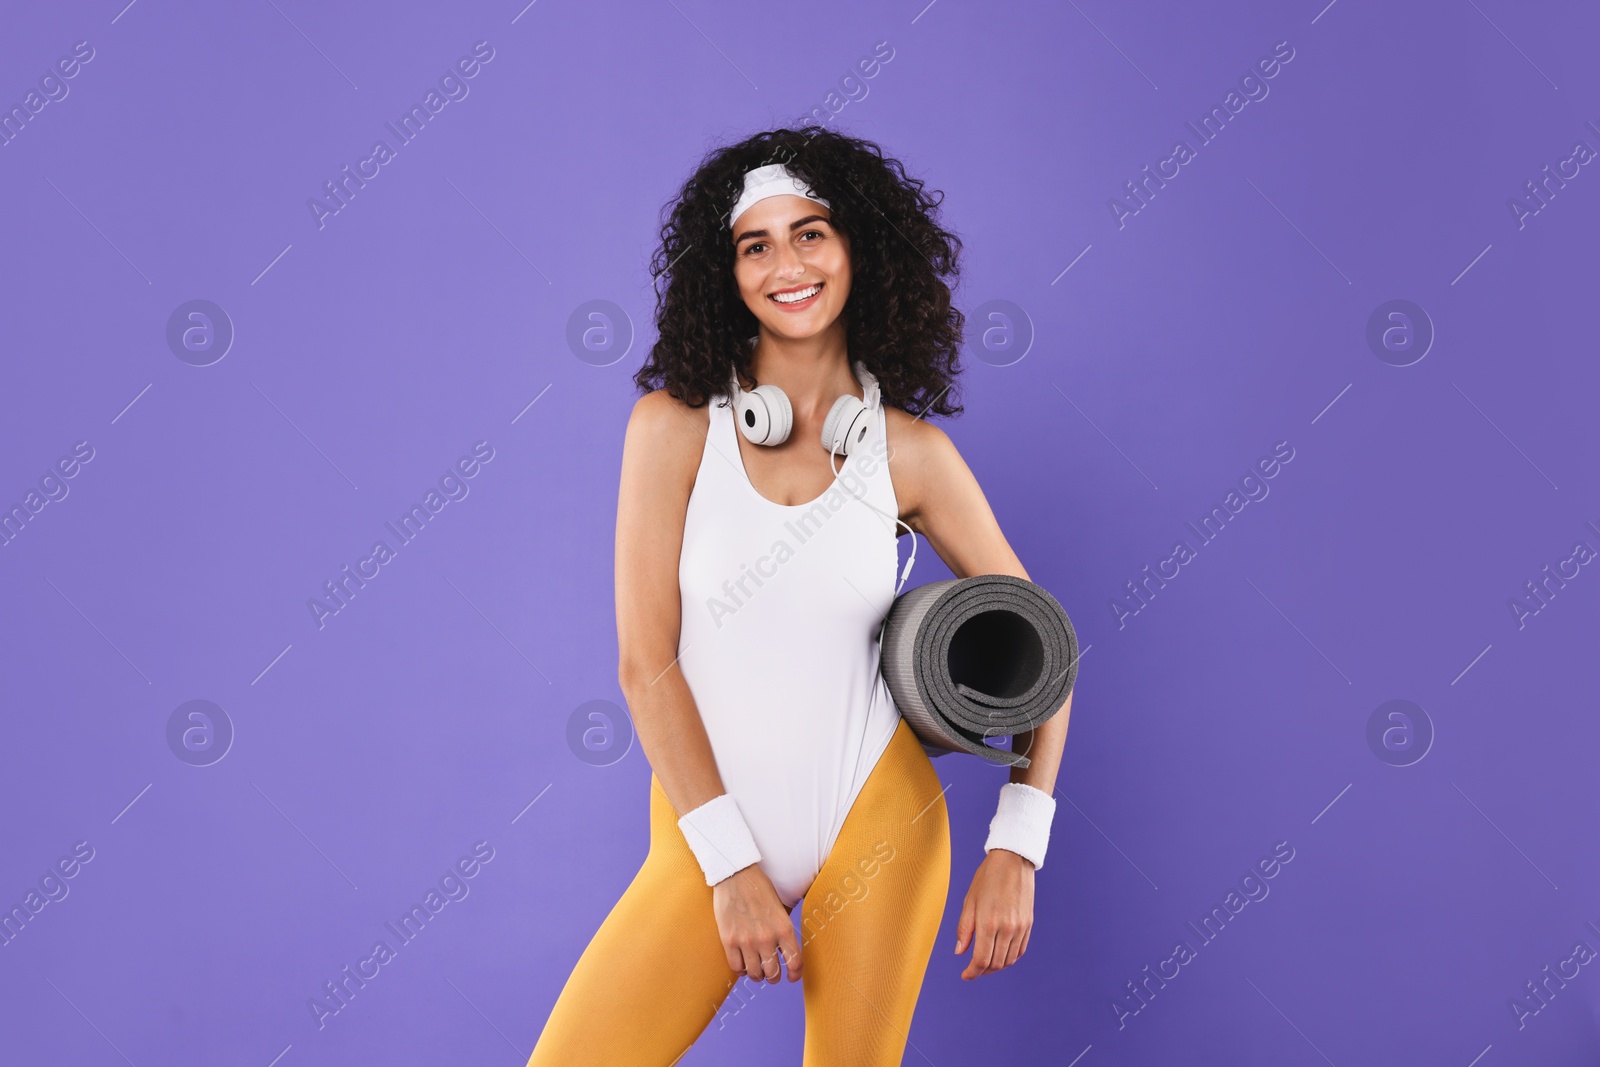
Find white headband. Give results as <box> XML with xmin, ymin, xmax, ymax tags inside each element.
<box><xmin>727</xmin><ymin>163</ymin><xmax>831</xmax><ymax>230</ymax></box>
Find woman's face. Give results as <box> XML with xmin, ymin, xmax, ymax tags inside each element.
<box><xmin>730</xmin><ymin>195</ymin><xmax>851</xmax><ymax>343</ymax></box>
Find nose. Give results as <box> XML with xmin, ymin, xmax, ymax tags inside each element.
<box><xmin>772</xmin><ymin>241</ymin><xmax>804</xmax><ymax>280</ymax></box>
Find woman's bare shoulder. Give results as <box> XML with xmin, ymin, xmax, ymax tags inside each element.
<box><xmin>880</xmin><ymin>403</ymin><xmax>958</xmax><ymax>524</ymax></box>
<box><xmin>631</xmin><ymin>387</ymin><xmax>710</xmax><ymax>429</ymax></box>
<box><xmin>881</xmin><ymin>403</ymin><xmax>958</xmax><ymax>474</ymax></box>
<box><xmin>880</xmin><ymin>402</ymin><xmax>950</xmax><ymax>447</ymax></box>
<box><xmin>624</xmin><ymin>389</ymin><xmax>711</xmax><ymax>494</ymax></box>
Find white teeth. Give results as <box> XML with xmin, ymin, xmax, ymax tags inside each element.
<box><xmin>771</xmin><ymin>283</ymin><xmax>821</xmax><ymax>304</ymax></box>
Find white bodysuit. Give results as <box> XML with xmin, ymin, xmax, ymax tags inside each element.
<box><xmin>676</xmin><ymin>362</ymin><xmax>904</xmax><ymax>909</ymax></box>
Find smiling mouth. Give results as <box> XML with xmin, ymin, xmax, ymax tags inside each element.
<box><xmin>770</xmin><ymin>282</ymin><xmax>823</xmax><ymax>304</ymax></box>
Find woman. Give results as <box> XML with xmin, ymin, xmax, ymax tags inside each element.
<box><xmin>529</xmin><ymin>127</ymin><xmax>1073</xmax><ymax>1065</ymax></box>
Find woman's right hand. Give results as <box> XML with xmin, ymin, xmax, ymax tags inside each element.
<box><xmin>712</xmin><ymin>864</ymin><xmax>802</xmax><ymax>984</ymax></box>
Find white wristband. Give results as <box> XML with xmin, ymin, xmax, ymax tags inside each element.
<box><xmin>985</xmin><ymin>782</ymin><xmax>1057</xmax><ymax>870</ymax></box>
<box><xmin>677</xmin><ymin>793</ymin><xmax>762</xmax><ymax>886</ymax></box>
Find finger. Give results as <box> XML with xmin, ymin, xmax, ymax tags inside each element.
<box><xmin>761</xmin><ymin>946</ymin><xmax>782</xmax><ymax>984</ymax></box>
<box><xmin>779</xmin><ymin>929</ymin><xmax>803</xmax><ymax>982</ymax></box>
<box><xmin>1017</xmin><ymin>926</ymin><xmax>1031</xmax><ymax>961</ymax></box>
<box><xmin>964</xmin><ymin>924</ymin><xmax>998</xmax><ymax>979</ymax></box>
<box><xmin>995</xmin><ymin>929</ymin><xmax>1020</xmax><ymax>970</ymax></box>
<box><xmin>1010</xmin><ymin>924</ymin><xmax>1031</xmax><ymax>966</ymax></box>
<box><xmin>954</xmin><ymin>896</ymin><xmax>976</xmax><ymax>953</ymax></box>
<box><xmin>986</xmin><ymin>924</ymin><xmax>1013</xmax><ymax>971</ymax></box>
<box><xmin>976</xmin><ymin>923</ymin><xmax>1000</xmax><ymax>973</ymax></box>
<box><xmin>741</xmin><ymin>946</ymin><xmax>764</xmax><ymax>983</ymax></box>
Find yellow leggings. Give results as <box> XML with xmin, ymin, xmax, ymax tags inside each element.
<box><xmin>528</xmin><ymin>717</ymin><xmax>951</xmax><ymax>1066</ymax></box>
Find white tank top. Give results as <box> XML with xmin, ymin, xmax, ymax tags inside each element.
<box><xmin>676</xmin><ymin>361</ymin><xmax>904</xmax><ymax>909</ymax></box>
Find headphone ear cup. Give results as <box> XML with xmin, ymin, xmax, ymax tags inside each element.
<box><xmin>822</xmin><ymin>394</ymin><xmax>870</xmax><ymax>456</ymax></box>
<box><xmin>737</xmin><ymin>383</ymin><xmax>793</xmax><ymax>446</ymax></box>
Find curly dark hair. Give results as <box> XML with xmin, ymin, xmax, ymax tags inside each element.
<box><xmin>633</xmin><ymin>126</ymin><xmax>965</xmax><ymax>418</ymax></box>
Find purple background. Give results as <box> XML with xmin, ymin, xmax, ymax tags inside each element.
<box><xmin>2</xmin><ymin>1</ymin><xmax>1597</xmax><ymax>1064</ymax></box>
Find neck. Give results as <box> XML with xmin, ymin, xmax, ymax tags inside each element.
<box><xmin>744</xmin><ymin>322</ymin><xmax>860</xmax><ymax>419</ymax></box>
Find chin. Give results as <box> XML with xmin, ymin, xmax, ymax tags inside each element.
<box><xmin>765</xmin><ymin>320</ymin><xmax>829</xmax><ymax>342</ymax></box>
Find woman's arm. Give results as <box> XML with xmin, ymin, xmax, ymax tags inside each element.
<box><xmin>614</xmin><ymin>390</ymin><xmax>727</xmax><ymax>817</ymax></box>
<box><xmin>886</xmin><ymin>407</ymin><xmax>1075</xmax><ymax>980</ymax></box>
<box><xmin>888</xmin><ymin>409</ymin><xmax>1074</xmax><ymax>796</ymax></box>
<box><xmin>614</xmin><ymin>390</ymin><xmax>803</xmax><ymax>984</ymax></box>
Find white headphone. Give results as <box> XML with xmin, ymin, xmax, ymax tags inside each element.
<box><xmin>726</xmin><ymin>358</ymin><xmax>920</xmax><ymax>601</ymax></box>
<box><xmin>729</xmin><ymin>362</ymin><xmax>872</xmax><ymax>457</ymax></box>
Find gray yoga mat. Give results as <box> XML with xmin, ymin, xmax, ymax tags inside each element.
<box><xmin>879</xmin><ymin>574</ymin><xmax>1079</xmax><ymax>769</ymax></box>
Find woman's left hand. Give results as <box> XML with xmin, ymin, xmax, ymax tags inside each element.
<box><xmin>953</xmin><ymin>848</ymin><xmax>1035</xmax><ymax>979</ymax></box>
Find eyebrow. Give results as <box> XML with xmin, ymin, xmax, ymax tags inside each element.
<box><xmin>733</xmin><ymin>214</ymin><xmax>831</xmax><ymax>246</ymax></box>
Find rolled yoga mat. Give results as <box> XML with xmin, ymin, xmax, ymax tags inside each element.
<box><xmin>879</xmin><ymin>574</ymin><xmax>1079</xmax><ymax>769</ymax></box>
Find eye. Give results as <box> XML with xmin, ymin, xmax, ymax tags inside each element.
<box><xmin>800</xmin><ymin>229</ymin><xmax>824</xmax><ymax>241</ymax></box>
<box><xmin>742</xmin><ymin>242</ymin><xmax>767</xmax><ymax>256</ymax></box>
